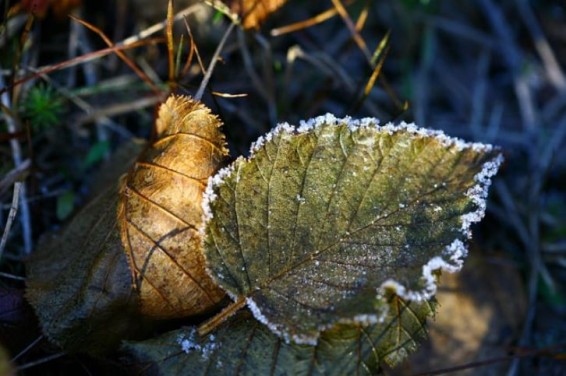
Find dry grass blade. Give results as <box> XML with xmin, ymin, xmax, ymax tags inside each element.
<box><xmin>15</xmin><ymin>353</ymin><xmax>66</xmax><ymax>372</ymax></box>
<box><xmin>271</xmin><ymin>6</ymin><xmax>337</xmax><ymax>36</ymax></box>
<box><xmin>0</xmin><ymin>38</ymin><xmax>163</xmax><ymax>96</ymax></box>
<box><xmin>330</xmin><ymin>0</ymin><xmax>371</xmax><ymax>63</ymax></box>
<box><xmin>166</xmin><ymin>0</ymin><xmax>175</xmax><ymax>87</ymax></box>
<box><xmin>0</xmin><ymin>74</ymin><xmax>32</xmax><ymax>254</ymax></box>
<box><xmin>74</xmin><ymin>95</ymin><xmax>163</xmax><ymax>127</ymax></box>
<box><xmin>195</xmin><ymin>22</ymin><xmax>236</xmax><ymax>100</ymax></box>
<box><xmin>364</xmin><ymin>37</ymin><xmax>389</xmax><ymax>96</ymax></box>
<box><xmin>517</xmin><ymin>0</ymin><xmax>566</xmax><ymax>90</ymax></box>
<box><xmin>0</xmin><ymin>182</ymin><xmax>22</xmax><ymax>260</ymax></box>
<box><xmin>0</xmin><ymin>159</ymin><xmax>30</xmax><ymax>196</ymax></box>
<box><xmin>70</xmin><ymin>15</ymin><xmax>161</xmax><ymax>94</ymax></box>
<box><xmin>121</xmin><ymin>3</ymin><xmax>201</xmax><ymax>46</ymax></box>
<box><xmin>182</xmin><ymin>18</ymin><xmax>206</xmax><ymax>79</ymax></box>
<box><xmin>413</xmin><ymin>344</ymin><xmax>566</xmax><ymax>376</ymax></box>
<box><xmin>210</xmin><ymin>91</ymin><xmax>248</xmax><ymax>98</ymax></box>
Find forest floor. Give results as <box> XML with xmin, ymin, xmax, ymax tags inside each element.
<box><xmin>1</xmin><ymin>0</ymin><xmax>565</xmax><ymax>375</ymax></box>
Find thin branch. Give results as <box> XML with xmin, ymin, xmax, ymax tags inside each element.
<box><xmin>1</xmin><ymin>38</ymin><xmax>163</xmax><ymax>96</ymax></box>
<box><xmin>166</xmin><ymin>0</ymin><xmax>175</xmax><ymax>86</ymax></box>
<box><xmin>0</xmin><ymin>182</ymin><xmax>21</xmax><ymax>259</ymax></box>
<box><xmin>70</xmin><ymin>15</ymin><xmax>161</xmax><ymax>94</ymax></box>
<box><xmin>0</xmin><ymin>74</ymin><xmax>32</xmax><ymax>254</ymax></box>
<box><xmin>11</xmin><ymin>335</ymin><xmax>43</xmax><ymax>362</ymax></box>
<box><xmin>195</xmin><ymin>22</ymin><xmax>236</xmax><ymax>101</ymax></box>
<box><xmin>517</xmin><ymin>0</ymin><xmax>566</xmax><ymax>90</ymax></box>
<box><xmin>16</xmin><ymin>352</ymin><xmax>66</xmax><ymax>371</ymax></box>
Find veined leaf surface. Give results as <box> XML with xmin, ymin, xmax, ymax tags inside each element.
<box><xmin>202</xmin><ymin>114</ymin><xmax>502</xmax><ymax>344</ymax></box>
<box><xmin>118</xmin><ymin>95</ymin><xmax>227</xmax><ymax>319</ymax></box>
<box><xmin>26</xmin><ymin>183</ymin><xmax>146</xmax><ymax>353</ymax></box>
<box><xmin>125</xmin><ymin>296</ymin><xmax>434</xmax><ymax>375</ymax></box>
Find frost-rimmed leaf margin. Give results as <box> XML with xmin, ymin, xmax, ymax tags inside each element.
<box><xmin>201</xmin><ymin>114</ymin><xmax>503</xmax><ymax>344</ymax></box>
<box><xmin>124</xmin><ymin>297</ymin><xmax>436</xmax><ymax>375</ymax></box>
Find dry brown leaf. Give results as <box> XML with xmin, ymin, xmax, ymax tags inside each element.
<box><xmin>118</xmin><ymin>95</ymin><xmax>228</xmax><ymax>319</ymax></box>
<box><xmin>224</xmin><ymin>0</ymin><xmax>288</xmax><ymax>29</ymax></box>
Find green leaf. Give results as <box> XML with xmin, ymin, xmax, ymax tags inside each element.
<box><xmin>83</xmin><ymin>140</ymin><xmax>110</xmax><ymax>169</ymax></box>
<box><xmin>125</xmin><ymin>296</ymin><xmax>435</xmax><ymax>375</ymax></box>
<box><xmin>202</xmin><ymin>115</ymin><xmax>502</xmax><ymax>344</ymax></box>
<box><xmin>56</xmin><ymin>190</ymin><xmax>75</xmax><ymax>220</ymax></box>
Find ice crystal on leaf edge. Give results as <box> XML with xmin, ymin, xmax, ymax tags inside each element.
<box><xmin>201</xmin><ymin>114</ymin><xmax>503</xmax><ymax>345</ymax></box>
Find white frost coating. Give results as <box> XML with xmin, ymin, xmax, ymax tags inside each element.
<box><xmin>345</xmin><ymin>313</ymin><xmax>380</xmax><ymax>326</ymax></box>
<box><xmin>377</xmin><ymin>152</ymin><xmax>501</xmax><ymax>303</ymax></box>
<box><xmin>246</xmin><ymin>297</ymin><xmax>320</xmax><ymax>345</ymax></box>
<box><xmin>176</xmin><ymin>328</ymin><xmax>219</xmax><ymax>360</ymax></box>
<box><xmin>203</xmin><ymin>113</ymin><xmax>503</xmax><ymax>344</ymax></box>
<box><xmin>249</xmin><ymin>122</ymin><xmax>295</xmax><ymax>153</ymax></box>
<box><xmin>297</xmin><ymin>113</ymin><xmax>340</xmax><ymax>133</ymax></box>
<box><xmin>460</xmin><ymin>153</ymin><xmax>504</xmax><ymax>237</ymax></box>
<box><xmin>201</xmin><ymin>162</ymin><xmax>237</xmax><ymax>228</ymax></box>
<box><xmin>251</xmin><ymin>114</ymin><xmax>494</xmax><ymax>157</ymax></box>
<box><xmin>201</xmin><ymin>162</ymin><xmax>242</xmax><ymax>300</ymax></box>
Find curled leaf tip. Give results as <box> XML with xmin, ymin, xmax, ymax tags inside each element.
<box><xmin>118</xmin><ymin>95</ymin><xmax>228</xmax><ymax>319</ymax></box>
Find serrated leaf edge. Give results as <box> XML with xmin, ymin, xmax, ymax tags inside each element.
<box><xmin>201</xmin><ymin>114</ymin><xmax>503</xmax><ymax>344</ymax></box>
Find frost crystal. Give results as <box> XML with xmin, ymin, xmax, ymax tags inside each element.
<box><xmin>203</xmin><ymin>113</ymin><xmax>502</xmax><ymax>345</ymax></box>
<box><xmin>202</xmin><ymin>163</ymin><xmax>237</xmax><ymax>228</ymax></box>
<box><xmin>250</xmin><ymin>122</ymin><xmax>295</xmax><ymax>153</ymax></box>
<box><xmin>247</xmin><ymin>297</ymin><xmax>318</xmax><ymax>345</ymax></box>
<box><xmin>176</xmin><ymin>328</ymin><xmax>219</xmax><ymax>360</ymax></box>
<box><xmin>460</xmin><ymin>154</ymin><xmax>504</xmax><ymax>237</ymax></box>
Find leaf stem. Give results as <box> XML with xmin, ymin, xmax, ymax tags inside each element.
<box><xmin>198</xmin><ymin>296</ymin><xmax>246</xmax><ymax>336</ymax></box>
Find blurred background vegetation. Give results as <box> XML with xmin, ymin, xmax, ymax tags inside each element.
<box><xmin>1</xmin><ymin>0</ymin><xmax>565</xmax><ymax>374</ymax></box>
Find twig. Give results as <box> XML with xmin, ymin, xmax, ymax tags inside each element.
<box><xmin>12</xmin><ymin>335</ymin><xmax>43</xmax><ymax>362</ymax></box>
<box><xmin>424</xmin><ymin>15</ymin><xmax>495</xmax><ymax>49</ymax></box>
<box><xmin>414</xmin><ymin>344</ymin><xmax>565</xmax><ymax>376</ymax></box>
<box><xmin>517</xmin><ymin>0</ymin><xmax>566</xmax><ymax>90</ymax></box>
<box><xmin>0</xmin><ymin>182</ymin><xmax>21</xmax><ymax>259</ymax></box>
<box><xmin>166</xmin><ymin>0</ymin><xmax>175</xmax><ymax>86</ymax></box>
<box><xmin>66</xmin><ymin>8</ymin><xmax>80</xmax><ymax>88</ymax></box>
<box><xmin>0</xmin><ymin>271</ymin><xmax>26</xmax><ymax>281</ymax></box>
<box><xmin>237</xmin><ymin>29</ymin><xmax>269</xmax><ymax>104</ymax></box>
<box><xmin>121</xmin><ymin>4</ymin><xmax>202</xmax><ymax>46</ymax></box>
<box><xmin>182</xmin><ymin>18</ymin><xmax>206</xmax><ymax>79</ymax></box>
<box><xmin>0</xmin><ymin>74</ymin><xmax>32</xmax><ymax>254</ymax></box>
<box><xmin>478</xmin><ymin>0</ymin><xmax>536</xmax><ymax>130</ymax></box>
<box><xmin>413</xmin><ymin>25</ymin><xmax>435</xmax><ymax>127</ymax></box>
<box><xmin>0</xmin><ymin>158</ymin><xmax>30</xmax><ymax>196</ymax></box>
<box><xmin>71</xmin><ymin>15</ymin><xmax>161</xmax><ymax>94</ymax></box>
<box><xmin>16</xmin><ymin>352</ymin><xmax>66</xmax><ymax>371</ymax></box>
<box><xmin>271</xmin><ymin>6</ymin><xmax>337</xmax><ymax>36</ymax></box>
<box><xmin>195</xmin><ymin>22</ymin><xmax>236</xmax><ymax>101</ymax></box>
<box><xmin>75</xmin><ymin>95</ymin><xmax>163</xmax><ymax>127</ymax></box>
<box><xmin>1</xmin><ymin>38</ymin><xmax>163</xmax><ymax>96</ymax></box>
<box><xmin>254</xmin><ymin>33</ymin><xmax>277</xmax><ymax>125</ymax></box>
<box><xmin>330</xmin><ymin>0</ymin><xmax>372</xmax><ymax>64</ymax></box>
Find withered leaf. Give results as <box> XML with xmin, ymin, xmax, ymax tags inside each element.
<box><xmin>202</xmin><ymin>115</ymin><xmax>503</xmax><ymax>344</ymax></box>
<box><xmin>125</xmin><ymin>296</ymin><xmax>435</xmax><ymax>375</ymax></box>
<box><xmin>118</xmin><ymin>95</ymin><xmax>228</xmax><ymax>319</ymax></box>
<box><xmin>26</xmin><ymin>182</ymin><xmax>147</xmax><ymax>354</ymax></box>
<box><xmin>223</xmin><ymin>0</ymin><xmax>288</xmax><ymax>29</ymax></box>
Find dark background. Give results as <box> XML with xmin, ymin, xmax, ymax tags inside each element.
<box><xmin>1</xmin><ymin>0</ymin><xmax>565</xmax><ymax>374</ymax></box>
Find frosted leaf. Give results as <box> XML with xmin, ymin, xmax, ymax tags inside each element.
<box><xmin>125</xmin><ymin>298</ymin><xmax>435</xmax><ymax>375</ymax></box>
<box><xmin>202</xmin><ymin>115</ymin><xmax>502</xmax><ymax>344</ymax></box>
